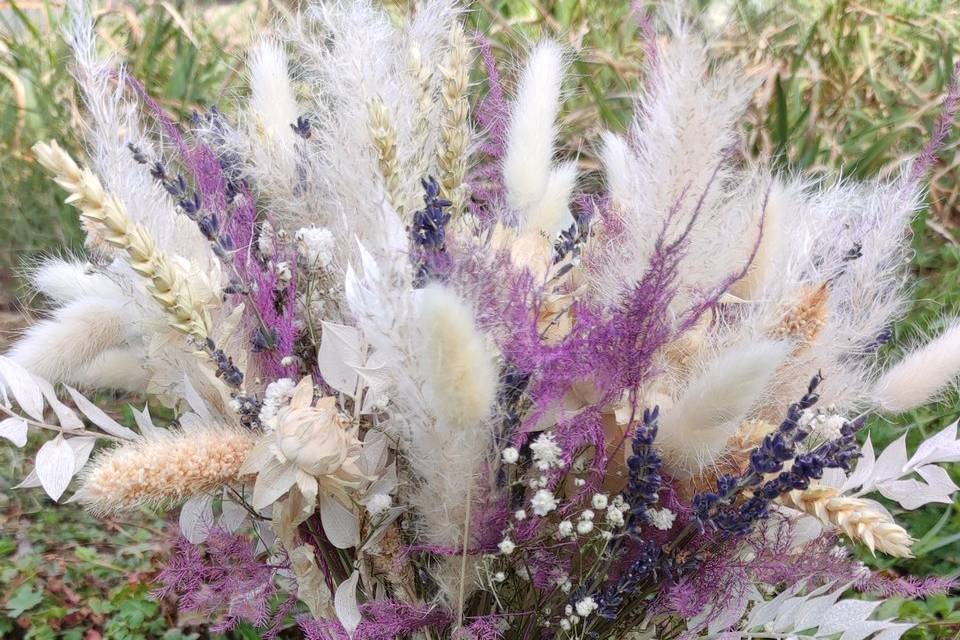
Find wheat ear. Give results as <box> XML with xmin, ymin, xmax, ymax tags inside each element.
<box><xmin>436</xmin><ymin>22</ymin><xmax>471</xmax><ymax>215</ymax></box>
<box><xmin>33</xmin><ymin>140</ymin><xmax>212</xmax><ymax>341</ymax></box>
<box><xmin>367</xmin><ymin>98</ymin><xmax>406</xmax><ymax>216</ymax></box>
<box><xmin>780</xmin><ymin>486</ymin><xmax>914</xmax><ymax>558</ymax></box>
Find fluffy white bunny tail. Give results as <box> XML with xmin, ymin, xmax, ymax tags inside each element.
<box><xmin>873</xmin><ymin>321</ymin><xmax>960</xmax><ymax>413</ymax></box>
<box><xmin>503</xmin><ymin>40</ymin><xmax>567</xmax><ymax>219</ymax></box>
<box><xmin>524</xmin><ymin>160</ymin><xmax>578</xmax><ymax>237</ymax></box>
<box><xmin>657</xmin><ymin>340</ymin><xmax>789</xmax><ymax>478</ymax></box>
<box><xmin>7</xmin><ymin>297</ymin><xmax>135</xmax><ymax>387</ymax></box>
<box><xmin>600</xmin><ymin>131</ymin><xmax>639</xmax><ymax>212</ymax></box>
<box><xmin>30</xmin><ymin>258</ymin><xmax>124</xmax><ymax>303</ymax></box>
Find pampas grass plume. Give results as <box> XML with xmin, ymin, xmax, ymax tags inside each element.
<box><xmin>76</xmin><ymin>428</ymin><xmax>256</xmax><ymax>514</ymax></box>
<box><xmin>873</xmin><ymin>320</ymin><xmax>960</xmax><ymax>413</ymax></box>
<box><xmin>248</xmin><ymin>39</ymin><xmax>299</xmax><ymax>143</ymax></box>
<box><xmin>658</xmin><ymin>340</ymin><xmax>789</xmax><ymax>478</ymax></box>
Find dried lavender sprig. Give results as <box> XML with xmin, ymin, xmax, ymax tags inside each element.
<box><xmin>410</xmin><ymin>176</ymin><xmax>453</xmax><ymax>285</ymax></box>
<box><xmin>622</xmin><ymin>406</ymin><xmax>664</xmax><ymax>533</ymax></box>
<box><xmin>127</xmin><ymin>142</ymin><xmax>236</xmax><ymax>259</ymax></box>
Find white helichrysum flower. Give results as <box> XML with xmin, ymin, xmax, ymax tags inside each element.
<box><xmin>366</xmin><ymin>493</ymin><xmax>392</xmax><ymax>516</ymax></box>
<box><xmin>241</xmin><ymin>378</ymin><xmax>366</xmax><ymax>514</ymax></box>
<box><xmin>501</xmin><ymin>447</ymin><xmax>520</xmax><ymax>464</ymax></box>
<box><xmin>557</xmin><ymin>520</ymin><xmax>574</xmax><ymax>537</ymax></box>
<box><xmin>259</xmin><ymin>377</ymin><xmax>297</xmax><ymax>424</ymax></box>
<box><xmin>575</xmin><ymin>597</ymin><xmax>598</xmax><ymax>618</ymax></box>
<box><xmin>592</xmin><ymin>493</ymin><xmax>609</xmax><ymax>510</ymax></box>
<box><xmin>498</xmin><ymin>538</ymin><xmax>516</xmax><ymax>555</ymax></box>
<box><xmin>809</xmin><ymin>414</ymin><xmax>846</xmax><ymax>442</ymax></box>
<box><xmin>576</xmin><ymin>520</ymin><xmax>594</xmax><ymax>535</ymax></box>
<box><xmin>580</xmin><ymin>509</ymin><xmax>594</xmax><ymax>521</ymax></box>
<box><xmin>514</xmin><ymin>509</ymin><xmax>527</xmax><ymax>521</ymax></box>
<box><xmin>295</xmin><ymin>226</ymin><xmax>337</xmax><ymax>270</ymax></box>
<box><xmin>494</xmin><ymin>571</ymin><xmax>506</xmax><ymax>583</ymax></box>
<box><xmin>530</xmin><ymin>432</ymin><xmax>564</xmax><ymax>471</ymax></box>
<box><xmin>872</xmin><ymin>320</ymin><xmax>960</xmax><ymax>413</ymax></box>
<box><xmin>646</xmin><ymin>508</ymin><xmax>676</xmax><ymax>531</ymax></box>
<box><xmin>531</xmin><ymin>489</ymin><xmax>558</xmax><ymax>516</ymax></box>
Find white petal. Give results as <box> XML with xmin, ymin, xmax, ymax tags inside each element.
<box><xmin>252</xmin><ymin>458</ymin><xmax>298</xmax><ymax>511</ymax></box>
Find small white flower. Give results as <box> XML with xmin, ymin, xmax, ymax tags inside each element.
<box><xmin>258</xmin><ymin>377</ymin><xmax>297</xmax><ymax>424</ymax></box>
<box><xmin>574</xmin><ymin>477</ymin><xmax>586</xmax><ymax>487</ymax></box>
<box><xmin>258</xmin><ymin>220</ymin><xmax>276</xmax><ymax>257</ymax></box>
<box><xmin>568</xmin><ymin>614</ymin><xmax>579</xmax><ymax>624</ymax></box>
<box><xmin>559</xmin><ymin>619</ymin><xmax>571</xmax><ymax>632</ymax></box>
<box><xmin>516</xmin><ymin>565</ymin><xmax>529</xmax><ymax>580</ymax></box>
<box><xmin>591</xmin><ymin>493</ymin><xmax>608</xmax><ymax>510</ymax></box>
<box><xmin>646</xmin><ymin>507</ymin><xmax>676</xmax><ymax>531</ymax></box>
<box><xmin>530</xmin><ymin>432</ymin><xmax>564</xmax><ymax>471</ymax></box>
<box><xmin>576</xmin><ymin>520</ymin><xmax>594</xmax><ymax>535</ymax></box>
<box><xmin>366</xmin><ymin>493</ymin><xmax>391</xmax><ymax>516</ymax></box>
<box><xmin>273</xmin><ymin>260</ymin><xmax>292</xmax><ymax>285</ymax></box>
<box><xmin>280</xmin><ymin>355</ymin><xmax>296</xmax><ymax>367</ymax></box>
<box><xmin>606</xmin><ymin>508</ymin><xmax>625</xmax><ymax>527</ymax></box>
<box><xmin>575</xmin><ymin>596</ymin><xmax>597</xmax><ymax>618</ymax></box>
<box><xmin>494</xmin><ymin>571</ymin><xmax>506</xmax><ymax>582</ymax></box>
<box><xmin>498</xmin><ymin>538</ymin><xmax>516</xmax><ymax>555</ymax></box>
<box><xmin>558</xmin><ymin>520</ymin><xmax>574</xmax><ymax>537</ymax></box>
<box><xmin>560</xmin><ymin>580</ymin><xmax>572</xmax><ymax>593</ymax></box>
<box><xmin>601</xmin><ymin>530</ymin><xmax>613</xmax><ymax>540</ymax></box>
<box><xmin>295</xmin><ymin>226</ymin><xmax>336</xmax><ymax>270</ymax></box>
<box><xmin>531</xmin><ymin>489</ymin><xmax>558</xmax><ymax>516</ymax></box>
<box><xmin>581</xmin><ymin>509</ymin><xmax>594</xmax><ymax>521</ymax></box>
<box><xmin>514</xmin><ymin>509</ymin><xmax>527</xmax><ymax>521</ymax></box>
<box><xmin>564</xmin><ymin>605</ymin><xmax>573</xmax><ymax>616</ymax></box>
<box><xmin>501</xmin><ymin>447</ymin><xmax>520</xmax><ymax>464</ymax></box>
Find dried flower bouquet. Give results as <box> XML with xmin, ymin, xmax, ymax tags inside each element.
<box><xmin>3</xmin><ymin>1</ymin><xmax>960</xmax><ymax>638</ymax></box>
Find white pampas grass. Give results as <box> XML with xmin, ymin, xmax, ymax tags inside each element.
<box><xmin>657</xmin><ymin>340</ymin><xmax>789</xmax><ymax>478</ymax></box>
<box><xmin>503</xmin><ymin>40</ymin><xmax>575</xmax><ymax>235</ymax></box>
<box><xmin>873</xmin><ymin>321</ymin><xmax>960</xmax><ymax>413</ymax></box>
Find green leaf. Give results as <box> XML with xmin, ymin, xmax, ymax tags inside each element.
<box><xmin>6</xmin><ymin>585</ymin><xmax>43</xmax><ymax>617</ymax></box>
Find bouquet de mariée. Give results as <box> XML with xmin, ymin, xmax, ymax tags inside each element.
<box><xmin>2</xmin><ymin>1</ymin><xmax>960</xmax><ymax>638</ymax></box>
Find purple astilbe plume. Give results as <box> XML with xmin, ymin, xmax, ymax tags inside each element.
<box><xmin>910</xmin><ymin>60</ymin><xmax>960</xmax><ymax>183</ymax></box>
<box><xmin>468</xmin><ymin>34</ymin><xmax>510</xmax><ymax>218</ymax></box>
<box><xmin>461</xmin><ymin>615</ymin><xmax>506</xmax><ymax>640</ymax></box>
<box><xmin>153</xmin><ymin>529</ymin><xmax>278</xmax><ymax>633</ymax></box>
<box><xmin>856</xmin><ymin>573</ymin><xmax>959</xmax><ymax>598</ymax></box>
<box><xmin>299</xmin><ymin>601</ymin><xmax>453</xmax><ymax>640</ymax></box>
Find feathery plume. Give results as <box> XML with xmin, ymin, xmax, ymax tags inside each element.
<box><xmin>248</xmin><ymin>39</ymin><xmax>299</xmax><ymax>144</ymax></box>
<box><xmin>76</xmin><ymin>429</ymin><xmax>256</xmax><ymax>514</ymax></box>
<box><xmin>780</xmin><ymin>487</ymin><xmax>914</xmax><ymax>558</ymax></box>
<box><xmin>657</xmin><ymin>340</ymin><xmax>789</xmax><ymax>478</ymax></box>
<box><xmin>873</xmin><ymin>321</ymin><xmax>960</xmax><ymax>413</ymax></box>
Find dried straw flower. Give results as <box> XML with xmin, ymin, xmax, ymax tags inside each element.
<box><xmin>780</xmin><ymin>486</ymin><xmax>915</xmax><ymax>558</ymax></box>
<box><xmin>76</xmin><ymin>428</ymin><xmax>256</xmax><ymax>514</ymax></box>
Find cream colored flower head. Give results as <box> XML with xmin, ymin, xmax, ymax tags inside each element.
<box><xmin>242</xmin><ymin>377</ymin><xmax>366</xmax><ymax>513</ymax></box>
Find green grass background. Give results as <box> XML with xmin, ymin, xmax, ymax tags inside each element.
<box><xmin>1</xmin><ymin>0</ymin><xmax>958</xmax><ymax>637</ymax></box>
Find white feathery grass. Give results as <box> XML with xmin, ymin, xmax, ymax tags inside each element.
<box><xmin>525</xmin><ymin>160</ymin><xmax>578</xmax><ymax>237</ymax></box>
<box><xmin>873</xmin><ymin>321</ymin><xmax>960</xmax><ymax>413</ymax></box>
<box><xmin>503</xmin><ymin>40</ymin><xmax>572</xmax><ymax>231</ymax></box>
<box><xmin>8</xmin><ymin>297</ymin><xmax>135</xmax><ymax>387</ymax></box>
<box><xmin>30</xmin><ymin>258</ymin><xmax>123</xmax><ymax>303</ymax></box>
<box><xmin>248</xmin><ymin>38</ymin><xmax>300</xmax><ymax>144</ymax></box>
<box><xmin>657</xmin><ymin>340</ymin><xmax>789</xmax><ymax>478</ymax></box>
<box><xmin>600</xmin><ymin>131</ymin><xmax>639</xmax><ymax>212</ymax></box>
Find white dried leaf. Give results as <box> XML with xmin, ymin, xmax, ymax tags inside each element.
<box><xmin>334</xmin><ymin>570</ymin><xmax>362</xmax><ymax>638</ymax></box>
<box><xmin>320</xmin><ymin>492</ymin><xmax>359</xmax><ymax>549</ymax></box>
<box><xmin>0</xmin><ymin>356</ymin><xmax>45</xmax><ymax>421</ymax></box>
<box><xmin>318</xmin><ymin>321</ymin><xmax>365</xmax><ymax>397</ymax></box>
<box><xmin>219</xmin><ymin>490</ymin><xmax>249</xmax><ymax>533</ymax></box>
<box><xmin>131</xmin><ymin>405</ymin><xmax>163</xmax><ymax>439</ymax></box>
<box><xmin>180</xmin><ymin>494</ymin><xmax>215</xmax><ymax>543</ymax></box>
<box><xmin>35</xmin><ymin>435</ymin><xmax>76</xmax><ymax>501</ymax></box>
<box><xmin>65</xmin><ymin>386</ymin><xmax>137</xmax><ymax>440</ymax></box>
<box><xmin>68</xmin><ymin>437</ymin><xmax>96</xmax><ymax>473</ymax></box>
<box><xmin>34</xmin><ymin>376</ymin><xmax>83</xmax><ymax>430</ymax></box>
<box><xmin>181</xmin><ymin>374</ymin><xmax>213</xmax><ymax>423</ymax></box>
<box><xmin>0</xmin><ymin>417</ymin><xmax>28</xmax><ymax>447</ymax></box>
<box><xmin>252</xmin><ymin>457</ymin><xmax>297</xmax><ymax>511</ymax></box>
